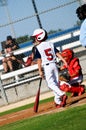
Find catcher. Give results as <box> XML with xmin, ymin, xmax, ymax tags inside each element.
<box><xmin>59</xmin><ymin>49</ymin><xmax>85</xmax><ymax>96</ymax></box>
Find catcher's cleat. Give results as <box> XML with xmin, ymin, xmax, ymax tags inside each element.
<box><xmin>78</xmin><ymin>86</ymin><xmax>85</xmax><ymax>96</ymax></box>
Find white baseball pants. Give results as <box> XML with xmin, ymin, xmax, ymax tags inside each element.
<box><xmin>43</xmin><ymin>62</ymin><xmax>65</xmax><ymax>104</ymax></box>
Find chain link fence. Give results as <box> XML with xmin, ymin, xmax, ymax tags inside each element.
<box><xmin>0</xmin><ymin>0</ymin><xmax>85</xmax><ymax>41</ymax></box>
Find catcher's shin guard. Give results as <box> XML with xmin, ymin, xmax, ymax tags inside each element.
<box><xmin>60</xmin><ymin>83</ymin><xmax>70</xmax><ymax>92</ymax></box>
<box><xmin>60</xmin><ymin>83</ymin><xmax>85</xmax><ymax>96</ymax></box>
<box><xmin>68</xmin><ymin>85</ymin><xmax>85</xmax><ymax>96</ymax></box>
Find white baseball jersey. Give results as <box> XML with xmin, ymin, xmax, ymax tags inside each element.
<box><xmin>36</xmin><ymin>41</ymin><xmax>58</xmax><ymax>65</ymax></box>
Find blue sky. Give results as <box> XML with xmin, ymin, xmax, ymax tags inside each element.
<box><xmin>0</xmin><ymin>0</ymin><xmax>81</xmax><ymax>47</ymax></box>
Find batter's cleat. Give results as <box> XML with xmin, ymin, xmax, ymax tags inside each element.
<box><xmin>56</xmin><ymin>104</ymin><xmax>62</xmax><ymax>108</ymax></box>
<box><xmin>54</xmin><ymin>102</ymin><xmax>62</xmax><ymax>108</ymax></box>
<box><xmin>55</xmin><ymin>95</ymin><xmax>67</xmax><ymax>108</ymax></box>
<box><xmin>55</xmin><ymin>103</ymin><xmax>64</xmax><ymax>108</ymax></box>
<box><xmin>60</xmin><ymin>95</ymin><xmax>67</xmax><ymax>107</ymax></box>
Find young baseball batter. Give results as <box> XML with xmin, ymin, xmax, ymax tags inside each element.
<box><xmin>31</xmin><ymin>28</ymin><xmax>67</xmax><ymax>108</ymax></box>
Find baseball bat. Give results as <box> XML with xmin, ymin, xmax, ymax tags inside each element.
<box><xmin>34</xmin><ymin>78</ymin><xmax>42</xmax><ymax>112</ymax></box>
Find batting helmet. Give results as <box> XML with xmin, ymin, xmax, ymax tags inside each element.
<box><xmin>31</xmin><ymin>28</ymin><xmax>47</xmax><ymax>42</ymax></box>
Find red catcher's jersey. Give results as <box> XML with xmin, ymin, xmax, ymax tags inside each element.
<box><xmin>62</xmin><ymin>57</ymin><xmax>82</xmax><ymax>78</ymax></box>
<box><xmin>68</xmin><ymin>57</ymin><xmax>82</xmax><ymax>78</ymax></box>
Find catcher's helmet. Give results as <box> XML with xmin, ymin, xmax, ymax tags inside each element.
<box><xmin>61</xmin><ymin>49</ymin><xmax>74</xmax><ymax>63</ymax></box>
<box><xmin>31</xmin><ymin>28</ymin><xmax>47</xmax><ymax>42</ymax></box>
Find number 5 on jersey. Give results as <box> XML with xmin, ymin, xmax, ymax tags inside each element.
<box><xmin>44</xmin><ymin>48</ymin><xmax>53</xmax><ymax>61</ymax></box>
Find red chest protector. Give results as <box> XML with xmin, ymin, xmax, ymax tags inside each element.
<box><xmin>68</xmin><ymin>57</ymin><xmax>82</xmax><ymax>78</ymax></box>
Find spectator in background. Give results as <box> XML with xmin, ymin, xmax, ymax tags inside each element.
<box><xmin>76</xmin><ymin>4</ymin><xmax>86</xmax><ymax>48</ymax></box>
<box><xmin>5</xmin><ymin>35</ymin><xmax>19</xmax><ymax>51</ymax></box>
<box><xmin>2</xmin><ymin>35</ymin><xmax>24</xmax><ymax>73</ymax></box>
<box><xmin>31</xmin><ymin>43</ymin><xmax>38</xmax><ymax>65</ymax></box>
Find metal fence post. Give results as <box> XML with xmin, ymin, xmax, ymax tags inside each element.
<box><xmin>60</xmin><ymin>45</ymin><xmax>63</xmax><ymax>52</ymax></box>
<box><xmin>0</xmin><ymin>79</ymin><xmax>8</xmax><ymax>104</ymax></box>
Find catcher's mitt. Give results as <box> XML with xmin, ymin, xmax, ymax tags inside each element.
<box><xmin>59</xmin><ymin>69</ymin><xmax>70</xmax><ymax>82</ymax></box>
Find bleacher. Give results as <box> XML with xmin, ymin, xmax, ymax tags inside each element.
<box><xmin>1</xmin><ymin>26</ymin><xmax>86</xmax><ymax>106</ymax></box>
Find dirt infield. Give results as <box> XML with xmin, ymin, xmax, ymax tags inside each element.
<box><xmin>0</xmin><ymin>94</ymin><xmax>86</xmax><ymax>127</ymax></box>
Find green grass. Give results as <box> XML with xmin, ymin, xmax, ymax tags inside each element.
<box><xmin>0</xmin><ymin>104</ymin><xmax>86</xmax><ymax>130</ymax></box>
<box><xmin>0</xmin><ymin>96</ymin><xmax>54</xmax><ymax>116</ymax></box>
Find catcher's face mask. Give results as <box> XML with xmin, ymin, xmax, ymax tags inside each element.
<box><xmin>61</xmin><ymin>49</ymin><xmax>73</xmax><ymax>63</ymax></box>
